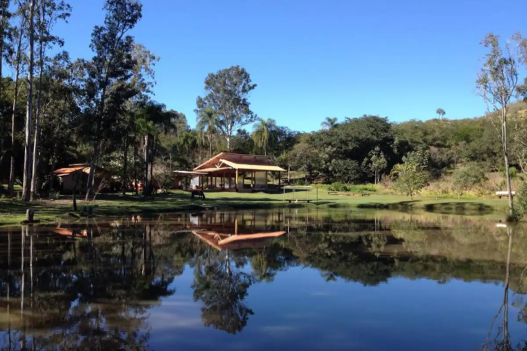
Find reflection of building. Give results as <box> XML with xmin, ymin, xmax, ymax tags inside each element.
<box><xmin>193</xmin><ymin>224</ymin><xmax>285</xmax><ymax>251</ymax></box>
<box><xmin>176</xmin><ymin>153</ymin><xmax>286</xmax><ymax>192</ymax></box>
<box><xmin>187</xmin><ymin>212</ymin><xmax>286</xmax><ymax>250</ymax></box>
<box><xmin>52</xmin><ymin>223</ymin><xmax>108</xmax><ymax>239</ymax></box>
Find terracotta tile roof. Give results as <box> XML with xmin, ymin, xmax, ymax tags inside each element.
<box><xmin>54</xmin><ymin>166</ymin><xmax>86</xmax><ymax>174</ymax></box>
<box><xmin>194</xmin><ymin>152</ymin><xmax>285</xmax><ymax>172</ymax></box>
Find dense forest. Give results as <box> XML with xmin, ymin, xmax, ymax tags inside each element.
<box><xmin>0</xmin><ymin>0</ymin><xmax>526</xmax><ymax>210</ymax></box>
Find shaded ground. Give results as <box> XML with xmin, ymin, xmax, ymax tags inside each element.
<box><xmin>0</xmin><ymin>189</ymin><xmax>510</xmax><ymax>226</ymax></box>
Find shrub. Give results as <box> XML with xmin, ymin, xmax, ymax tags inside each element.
<box><xmin>353</xmin><ymin>185</ymin><xmax>377</xmax><ymax>193</ymax></box>
<box><xmin>514</xmin><ymin>183</ymin><xmax>527</xmax><ymax>221</ymax></box>
<box><xmin>328</xmin><ymin>182</ymin><xmax>350</xmax><ymax>192</ymax></box>
<box><xmin>451</xmin><ymin>163</ymin><xmax>487</xmax><ymax>199</ymax></box>
<box><xmin>391</xmin><ymin>162</ymin><xmax>427</xmax><ymax>199</ymax></box>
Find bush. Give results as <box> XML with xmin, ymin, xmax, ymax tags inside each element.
<box><xmin>327</xmin><ymin>183</ymin><xmax>378</xmax><ymax>193</ymax></box>
<box><xmin>328</xmin><ymin>182</ymin><xmax>350</xmax><ymax>192</ymax></box>
<box><xmin>451</xmin><ymin>163</ymin><xmax>487</xmax><ymax>199</ymax></box>
<box><xmin>391</xmin><ymin>162</ymin><xmax>427</xmax><ymax>199</ymax></box>
<box><xmin>514</xmin><ymin>183</ymin><xmax>527</xmax><ymax>221</ymax></box>
<box><xmin>352</xmin><ymin>185</ymin><xmax>377</xmax><ymax>193</ymax></box>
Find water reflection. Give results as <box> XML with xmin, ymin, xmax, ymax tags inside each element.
<box><xmin>0</xmin><ymin>209</ymin><xmax>527</xmax><ymax>350</ymax></box>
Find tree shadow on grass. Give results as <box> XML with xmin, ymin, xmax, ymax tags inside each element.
<box><xmin>357</xmin><ymin>201</ymin><xmax>420</xmax><ymax>212</ymax></box>
<box><xmin>357</xmin><ymin>200</ymin><xmax>493</xmax><ymax>215</ymax></box>
<box><xmin>424</xmin><ymin>202</ymin><xmax>493</xmax><ymax>215</ymax></box>
<box><xmin>206</xmin><ymin>197</ymin><xmax>280</xmax><ymax>203</ymax></box>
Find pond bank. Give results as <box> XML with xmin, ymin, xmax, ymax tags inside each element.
<box><xmin>0</xmin><ymin>190</ymin><xmax>509</xmax><ymax>226</ymax></box>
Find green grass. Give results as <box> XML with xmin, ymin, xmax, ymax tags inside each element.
<box><xmin>0</xmin><ymin>189</ymin><xmax>511</xmax><ymax>226</ymax></box>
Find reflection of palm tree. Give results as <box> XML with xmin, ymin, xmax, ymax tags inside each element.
<box><xmin>251</xmin><ymin>250</ymin><xmax>277</xmax><ymax>283</ymax></box>
<box><xmin>321</xmin><ymin>271</ymin><xmax>337</xmax><ymax>282</ymax></box>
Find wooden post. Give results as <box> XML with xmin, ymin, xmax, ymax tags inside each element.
<box><xmin>235</xmin><ymin>169</ymin><xmax>239</xmax><ymax>191</ymax></box>
<box><xmin>26</xmin><ymin>209</ymin><xmax>34</xmax><ymax>223</ymax></box>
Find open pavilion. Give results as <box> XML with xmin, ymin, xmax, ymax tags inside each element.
<box><xmin>175</xmin><ymin>152</ymin><xmax>286</xmax><ymax>192</ymax></box>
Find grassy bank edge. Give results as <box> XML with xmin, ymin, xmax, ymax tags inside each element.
<box><xmin>0</xmin><ymin>191</ymin><xmax>509</xmax><ymax>226</ymax></box>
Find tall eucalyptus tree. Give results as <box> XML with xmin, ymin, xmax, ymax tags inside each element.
<box><xmin>30</xmin><ymin>0</ymin><xmax>71</xmax><ymax>200</ymax></box>
<box><xmin>83</xmin><ymin>0</ymin><xmax>143</xmax><ymax>200</ymax></box>
<box><xmin>21</xmin><ymin>0</ymin><xmax>36</xmax><ymax>202</ymax></box>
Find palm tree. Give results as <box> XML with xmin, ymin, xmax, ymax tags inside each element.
<box><xmin>252</xmin><ymin>118</ymin><xmax>277</xmax><ymax>156</ymax></box>
<box><xmin>321</xmin><ymin>117</ymin><xmax>338</xmax><ymax>130</ymax></box>
<box><xmin>197</xmin><ymin>107</ymin><xmax>221</xmax><ymax>158</ymax></box>
<box><xmin>436</xmin><ymin>108</ymin><xmax>446</xmax><ymax>120</ymax></box>
<box><xmin>136</xmin><ymin>101</ymin><xmax>176</xmax><ymax>196</ymax></box>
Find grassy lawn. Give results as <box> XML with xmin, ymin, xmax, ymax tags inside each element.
<box><xmin>0</xmin><ymin>189</ymin><xmax>511</xmax><ymax>226</ymax></box>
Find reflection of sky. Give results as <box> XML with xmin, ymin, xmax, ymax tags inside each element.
<box><xmin>148</xmin><ymin>265</ymin><xmax>527</xmax><ymax>351</ymax></box>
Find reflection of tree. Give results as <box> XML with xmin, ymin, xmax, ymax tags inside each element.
<box><xmin>483</xmin><ymin>228</ymin><xmax>527</xmax><ymax>351</ymax></box>
<box><xmin>250</xmin><ymin>244</ymin><xmax>293</xmax><ymax>283</ymax></box>
<box><xmin>192</xmin><ymin>251</ymin><xmax>255</xmax><ymax>334</ymax></box>
<box><xmin>4</xmin><ymin>210</ymin><xmax>527</xmax><ymax>346</ymax></box>
<box><xmin>0</xmin><ymin>221</ymin><xmax>178</xmax><ymax>351</ymax></box>
<box><xmin>289</xmin><ymin>232</ymin><xmax>394</xmax><ymax>286</ymax></box>
<box><xmin>362</xmin><ymin>233</ymin><xmax>388</xmax><ymax>258</ymax></box>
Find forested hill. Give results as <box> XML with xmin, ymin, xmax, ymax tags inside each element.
<box><xmin>285</xmin><ymin>102</ymin><xmax>527</xmax><ymax>185</ymax></box>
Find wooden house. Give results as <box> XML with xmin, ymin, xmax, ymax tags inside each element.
<box><xmin>54</xmin><ymin>164</ymin><xmax>109</xmax><ymax>193</ymax></box>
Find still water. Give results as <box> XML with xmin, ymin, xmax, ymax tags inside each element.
<box><xmin>0</xmin><ymin>208</ymin><xmax>526</xmax><ymax>351</ymax></box>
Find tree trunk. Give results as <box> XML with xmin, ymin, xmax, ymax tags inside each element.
<box><xmin>31</xmin><ymin>22</ymin><xmax>46</xmax><ymax>201</ymax></box>
<box><xmin>122</xmin><ymin>134</ymin><xmax>128</xmax><ymax>195</ymax></box>
<box><xmin>0</xmin><ymin>4</ymin><xmax>4</xmax><ymax>171</ymax></box>
<box><xmin>9</xmin><ymin>22</ymin><xmax>25</xmax><ymax>197</ymax></box>
<box><xmin>85</xmin><ymin>132</ymin><xmax>101</xmax><ymax>201</ymax></box>
<box><xmin>143</xmin><ymin>134</ymin><xmax>149</xmax><ymax>198</ymax></box>
<box><xmin>133</xmin><ymin>144</ymin><xmax>138</xmax><ymax>195</ymax></box>
<box><xmin>502</xmin><ymin>108</ymin><xmax>514</xmax><ymax>217</ymax></box>
<box><xmin>85</xmin><ymin>83</ymin><xmax>107</xmax><ymax>201</ymax></box>
<box><xmin>8</xmin><ymin>65</ymin><xmax>21</xmax><ymax>197</ymax></box>
<box><xmin>208</xmin><ymin>133</ymin><xmax>212</xmax><ymax>158</ymax></box>
<box><xmin>150</xmin><ymin>137</ymin><xmax>156</xmax><ymax>199</ymax></box>
<box><xmin>22</xmin><ymin>0</ymin><xmax>36</xmax><ymax>202</ymax></box>
<box><xmin>50</xmin><ymin>142</ymin><xmax>57</xmax><ymax>191</ymax></box>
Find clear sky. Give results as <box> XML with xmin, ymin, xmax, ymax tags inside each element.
<box><xmin>52</xmin><ymin>0</ymin><xmax>527</xmax><ymax>132</ymax></box>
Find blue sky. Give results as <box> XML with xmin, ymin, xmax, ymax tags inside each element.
<box><xmin>51</xmin><ymin>0</ymin><xmax>527</xmax><ymax>132</ymax></box>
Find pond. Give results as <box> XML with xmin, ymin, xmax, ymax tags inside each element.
<box><xmin>0</xmin><ymin>208</ymin><xmax>526</xmax><ymax>350</ymax></box>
